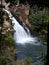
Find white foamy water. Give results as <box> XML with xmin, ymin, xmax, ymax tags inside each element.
<box><xmin>3</xmin><ymin>9</ymin><xmax>40</xmax><ymax>45</ymax></box>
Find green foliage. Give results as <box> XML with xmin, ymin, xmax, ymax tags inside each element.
<box><xmin>0</xmin><ymin>10</ymin><xmax>16</xmax><ymax>65</ymax></box>
<box><xmin>29</xmin><ymin>5</ymin><xmax>48</xmax><ymax>42</ymax></box>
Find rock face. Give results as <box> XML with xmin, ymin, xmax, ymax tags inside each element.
<box><xmin>14</xmin><ymin>4</ymin><xmax>31</xmax><ymax>27</ymax></box>
<box><xmin>2</xmin><ymin>12</ymin><xmax>13</xmax><ymax>35</ymax></box>
<box><xmin>3</xmin><ymin>15</ymin><xmax>11</xmax><ymax>28</ymax></box>
<box><xmin>0</xmin><ymin>0</ymin><xmax>31</xmax><ymax>27</ymax></box>
<box><xmin>3</xmin><ymin>20</ymin><xmax>10</xmax><ymax>28</ymax></box>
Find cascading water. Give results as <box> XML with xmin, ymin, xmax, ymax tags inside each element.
<box><xmin>3</xmin><ymin>9</ymin><xmax>47</xmax><ymax>65</ymax></box>
<box><xmin>3</xmin><ymin>9</ymin><xmax>40</xmax><ymax>45</ymax></box>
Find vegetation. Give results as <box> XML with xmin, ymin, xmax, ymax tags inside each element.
<box><xmin>0</xmin><ymin>0</ymin><xmax>48</xmax><ymax>65</ymax></box>
<box><xmin>0</xmin><ymin>9</ymin><xmax>16</xmax><ymax>65</ymax></box>
<box><xmin>29</xmin><ymin>5</ymin><xmax>48</xmax><ymax>42</ymax></box>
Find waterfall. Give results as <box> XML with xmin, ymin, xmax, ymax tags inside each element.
<box><xmin>3</xmin><ymin>9</ymin><xmax>40</xmax><ymax>45</ymax></box>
